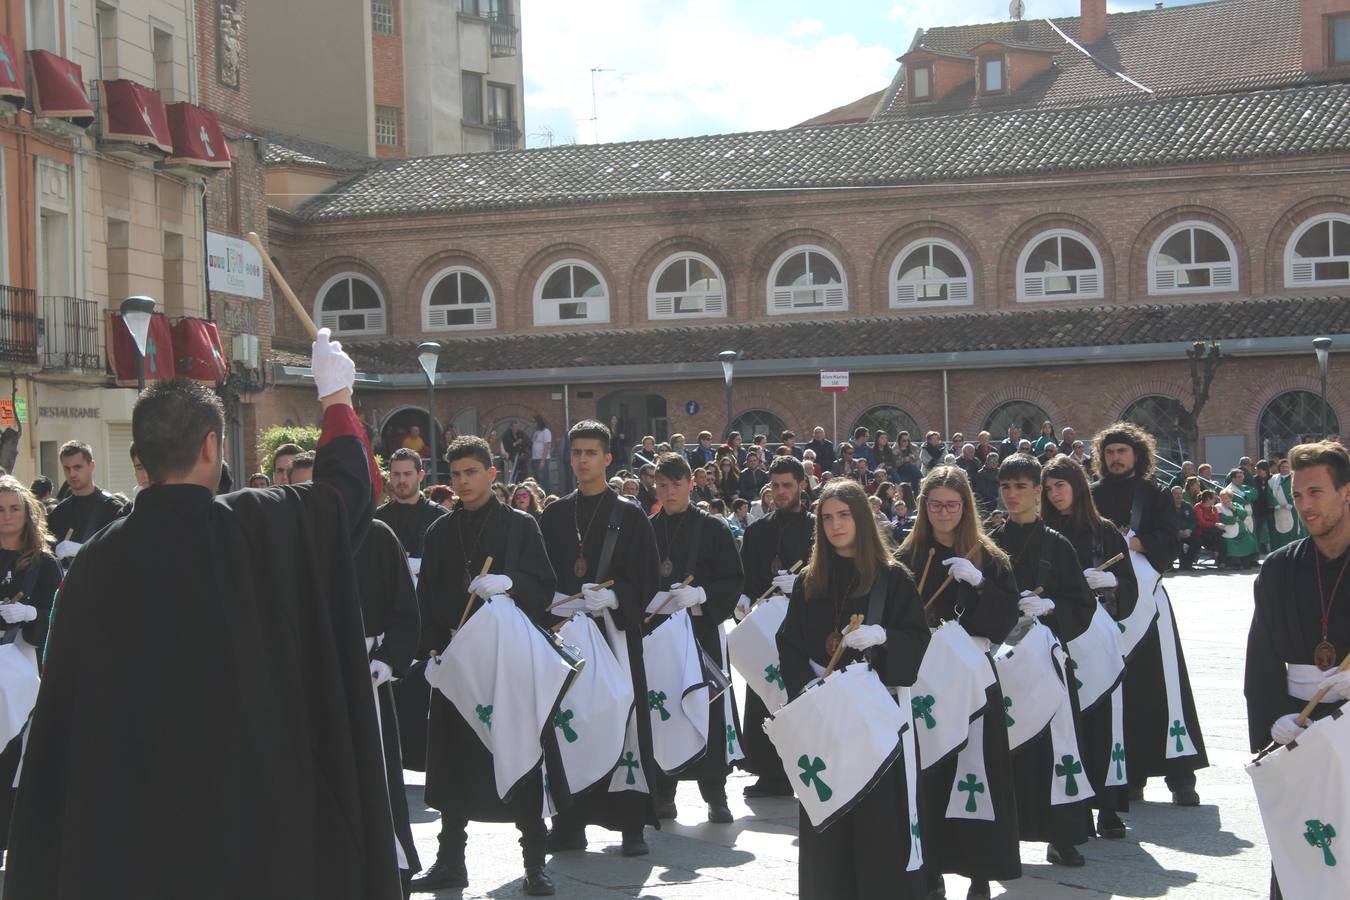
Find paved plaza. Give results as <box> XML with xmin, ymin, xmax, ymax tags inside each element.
<box><xmin>406</xmin><ymin>568</ymin><xmax>1271</xmax><ymax>899</ymax></box>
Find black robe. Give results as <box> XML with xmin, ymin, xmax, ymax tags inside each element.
<box><xmin>1093</xmin><ymin>474</ymin><xmax>1207</xmax><ymax>783</ymax></box>
<box><xmin>738</xmin><ymin>508</ymin><xmax>814</xmax><ymax>782</ymax></box>
<box><xmin>649</xmin><ymin>507</ymin><xmax>744</xmax><ymax>780</ymax></box>
<box><xmin>375</xmin><ymin>496</ymin><xmax>446</xmax><ymax>772</ymax></box>
<box><xmin>897</xmin><ymin>538</ymin><xmax>1021</xmax><ymax>882</ymax></box>
<box><xmin>47</xmin><ymin>488</ymin><xmax>125</xmax><ymax>545</ymax></box>
<box><xmin>1049</xmin><ymin>516</ymin><xmax>1138</xmax><ymax>814</ymax></box>
<box><xmin>777</xmin><ymin>559</ymin><xmax>929</xmax><ymax>900</ymax></box>
<box><xmin>6</xmin><ymin>405</ymin><xmax>401</xmax><ymax>900</ymax></box>
<box><xmin>355</xmin><ymin>519</ymin><xmax>422</xmax><ymax>874</ymax></box>
<box><xmin>993</xmin><ymin>519</ymin><xmax>1095</xmax><ymax>847</ymax></box>
<box><xmin>418</xmin><ymin>496</ymin><xmax>557</xmax><ymax>823</ymax></box>
<box><xmin>1245</xmin><ymin>539</ymin><xmax>1350</xmax><ymax>752</ymax></box>
<box><xmin>540</xmin><ymin>488</ymin><xmax>661</xmax><ymax>832</ymax></box>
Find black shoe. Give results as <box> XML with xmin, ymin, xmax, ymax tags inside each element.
<box><xmin>1172</xmin><ymin>787</ymin><xmax>1201</xmax><ymax>806</ymax></box>
<box><xmin>621</xmin><ymin>829</ymin><xmax>650</xmax><ymax>857</ymax></box>
<box><xmin>707</xmin><ymin>801</ymin><xmax>734</xmax><ymax>824</ymax></box>
<box><xmin>1128</xmin><ymin>785</ymin><xmax>1145</xmax><ymax>802</ymax></box>
<box><xmin>654</xmin><ymin>797</ymin><xmax>677</xmax><ymax>819</ymax></box>
<box><xmin>742</xmin><ymin>777</ymin><xmax>794</xmax><ymax>798</ymax></box>
<box><xmin>545</xmin><ymin>827</ymin><xmax>587</xmax><ymax>852</ymax></box>
<box><xmin>409</xmin><ymin>857</ymin><xmax>468</xmax><ymax>891</ymax></box>
<box><xmin>523</xmin><ymin>865</ymin><xmax>556</xmax><ymax>897</ymax></box>
<box><xmin>1047</xmin><ymin>843</ymin><xmax>1085</xmax><ymax>867</ymax></box>
<box><xmin>966</xmin><ymin>879</ymin><xmax>992</xmax><ymax>900</ymax></box>
<box><xmin>1097</xmin><ymin>809</ymin><xmax>1126</xmax><ymax>839</ymax></box>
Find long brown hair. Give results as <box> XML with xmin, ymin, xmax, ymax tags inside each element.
<box><xmin>0</xmin><ymin>476</ymin><xmax>54</xmax><ymax>571</ymax></box>
<box><xmin>1041</xmin><ymin>454</ymin><xmax>1105</xmax><ymax>531</ymax></box>
<box><xmin>898</xmin><ymin>465</ymin><xmax>1008</xmax><ymax>573</ymax></box>
<box><xmin>803</xmin><ymin>479</ymin><xmax>894</xmax><ymax>601</ymax></box>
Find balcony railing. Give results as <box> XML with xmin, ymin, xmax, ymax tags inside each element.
<box><xmin>0</xmin><ymin>286</ymin><xmax>38</xmax><ymax>366</ymax></box>
<box><xmin>489</xmin><ymin>117</ymin><xmax>520</xmax><ymax>150</ymax></box>
<box><xmin>489</xmin><ymin>13</ymin><xmax>518</xmax><ymax>57</ymax></box>
<box><xmin>39</xmin><ymin>296</ymin><xmax>102</xmax><ymax>372</ymax></box>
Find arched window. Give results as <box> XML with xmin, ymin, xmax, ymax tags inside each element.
<box><xmin>315</xmin><ymin>273</ymin><xmax>386</xmax><ymax>336</ymax></box>
<box><xmin>534</xmin><ymin>260</ymin><xmax>609</xmax><ymax>326</ymax></box>
<box><xmin>985</xmin><ymin>400</ymin><xmax>1050</xmax><ymax>440</ymax></box>
<box><xmin>730</xmin><ymin>409</ymin><xmax>788</xmax><ymax>443</ymax></box>
<box><xmin>853</xmin><ymin>405</ymin><xmax>921</xmax><ymax>444</ymax></box>
<box><xmin>1122</xmin><ymin>395</ymin><xmax>1191</xmax><ymax>461</ymax></box>
<box><xmin>767</xmin><ymin>246</ymin><xmax>846</xmax><ymax>314</ymax></box>
<box><xmin>1286</xmin><ymin>214</ymin><xmax>1350</xmax><ymax>287</ymax></box>
<box><xmin>1259</xmin><ymin>390</ymin><xmax>1340</xmax><ymax>458</ymax></box>
<box><xmin>890</xmin><ymin>239</ymin><xmax>972</xmax><ymax>307</ymax></box>
<box><xmin>422</xmin><ymin>265</ymin><xmax>495</xmax><ymax>330</ymax></box>
<box><xmin>1017</xmin><ymin>229</ymin><xmax>1103</xmax><ymax>301</ymax></box>
<box><xmin>649</xmin><ymin>253</ymin><xmax>726</xmax><ymax>320</ymax></box>
<box><xmin>1149</xmin><ymin>221</ymin><xmax>1237</xmax><ymax>294</ymax></box>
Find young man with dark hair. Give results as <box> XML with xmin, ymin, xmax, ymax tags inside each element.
<box><xmin>47</xmin><ymin>440</ymin><xmax>126</xmax><ymax>563</ymax></box>
<box><xmin>271</xmin><ymin>441</ymin><xmax>304</xmax><ymax>486</ymax></box>
<box><xmin>735</xmin><ymin>452</ymin><xmax>812</xmax><ymax>798</ymax></box>
<box><xmin>851</xmin><ymin>426</ymin><xmax>874</xmax><ymax>468</ymax></box>
<box><xmin>991</xmin><ymin>455</ymin><xmax>1097</xmax><ymax>870</ymax></box>
<box><xmin>411</xmin><ymin>435</ymin><xmax>559</xmax><ymax>895</ymax></box>
<box><xmin>539</xmin><ymin>420</ymin><xmax>661</xmax><ymax>858</ymax></box>
<box><xmin>648</xmin><ymin>452</ymin><xmax>744</xmax><ymax>823</ymax></box>
<box><xmin>779</xmin><ymin>430</ymin><xmax>802</xmax><ymax>459</ymax></box>
<box><xmin>688</xmin><ymin>431</ymin><xmax>716</xmax><ymax>466</ymax></box>
<box><xmin>738</xmin><ymin>450</ymin><xmax>767</xmax><ymax>498</ymax></box>
<box><xmin>7</xmin><ymin>336</ymin><xmax>400</xmax><ymax>899</ymax></box>
<box><xmin>286</xmin><ymin>451</ymin><xmax>316</xmax><ymax>484</ymax></box>
<box><xmin>129</xmin><ymin>442</ymin><xmax>149</xmax><ymax>492</ymax></box>
<box><xmin>636</xmin><ymin>463</ymin><xmax>658</xmax><ymax>515</ymax></box>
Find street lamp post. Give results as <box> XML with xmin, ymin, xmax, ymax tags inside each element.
<box><xmin>1315</xmin><ymin>337</ymin><xmax>1333</xmax><ymax>440</ymax></box>
<box><xmin>418</xmin><ymin>341</ymin><xmax>442</xmax><ymax>485</ymax></box>
<box><xmin>119</xmin><ymin>296</ymin><xmax>156</xmax><ymax>392</ymax></box>
<box><xmin>718</xmin><ymin>350</ymin><xmax>738</xmax><ymax>441</ymax></box>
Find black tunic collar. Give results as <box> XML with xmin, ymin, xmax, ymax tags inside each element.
<box><xmin>130</xmin><ymin>483</ymin><xmax>213</xmax><ymax>515</ymax></box>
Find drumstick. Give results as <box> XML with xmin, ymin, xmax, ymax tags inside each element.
<box><xmin>753</xmin><ymin>561</ymin><xmax>804</xmax><ymax>606</ymax></box>
<box><xmin>925</xmin><ymin>548</ymin><xmax>981</xmax><ymax>610</ymax></box>
<box><xmin>63</xmin><ymin>529</ymin><xmax>73</xmax><ymax>541</ymax></box>
<box><xmin>455</xmin><ymin>557</ymin><xmax>495</xmax><ymax>632</ymax></box>
<box><xmin>822</xmin><ymin>614</ymin><xmax>865</xmax><ymax>678</ymax></box>
<box><xmin>246</xmin><ymin>231</ymin><xmax>318</xmax><ymax>339</ymax></box>
<box><xmin>547</xmin><ymin>580</ymin><xmax>615</xmax><ymax>613</ymax></box>
<box><xmin>916</xmin><ymin>548</ymin><xmax>936</xmax><ymax>595</ymax></box>
<box><xmin>1098</xmin><ymin>552</ymin><xmax>1125</xmax><ymax>571</ymax></box>
<box><xmin>644</xmin><ymin>576</ymin><xmax>695</xmax><ymax>624</ymax></box>
<box><xmin>1256</xmin><ymin>650</ymin><xmax>1350</xmax><ymax>758</ymax></box>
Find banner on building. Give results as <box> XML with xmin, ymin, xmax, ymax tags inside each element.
<box><xmin>207</xmin><ymin>232</ymin><xmax>264</xmax><ymax>300</ymax></box>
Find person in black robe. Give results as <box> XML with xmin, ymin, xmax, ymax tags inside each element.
<box><xmin>777</xmin><ymin>478</ymin><xmax>929</xmax><ymax>900</ymax></box>
<box><xmin>647</xmin><ymin>452</ymin><xmax>744</xmax><ymax>823</ymax></box>
<box><xmin>896</xmin><ymin>465</ymin><xmax>1020</xmax><ymax>900</ymax></box>
<box><xmin>374</xmin><ymin>447</ymin><xmax>447</xmax><ymax>773</ymax></box>
<box><xmin>410</xmin><ymin>436</ymin><xmax>558</xmax><ymax>897</ymax></box>
<box><xmin>47</xmin><ymin>440</ymin><xmax>127</xmax><ymax>566</ymax></box>
<box><xmin>540</xmin><ymin>420</ymin><xmax>661</xmax><ymax>858</ymax></box>
<box><xmin>1042</xmin><ymin>454</ymin><xmax>1138</xmax><ymax>840</ymax></box>
<box><xmin>7</xmin><ymin>346</ymin><xmax>401</xmax><ymax>899</ymax></box>
<box><xmin>1090</xmin><ymin>422</ymin><xmax>1206</xmax><ymax>806</ymax></box>
<box><xmin>736</xmin><ymin>454</ymin><xmax>814</xmax><ymax>798</ymax></box>
<box><xmin>990</xmin><ymin>455</ymin><xmax>1095</xmax><ymax>868</ymax></box>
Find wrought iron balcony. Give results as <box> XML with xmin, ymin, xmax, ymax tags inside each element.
<box><xmin>489</xmin><ymin>117</ymin><xmax>520</xmax><ymax>150</ymax></box>
<box><xmin>489</xmin><ymin>13</ymin><xmax>518</xmax><ymax>57</ymax></box>
<box><xmin>0</xmin><ymin>286</ymin><xmax>38</xmax><ymax>366</ymax></box>
<box><xmin>39</xmin><ymin>296</ymin><xmax>103</xmax><ymax>372</ymax></box>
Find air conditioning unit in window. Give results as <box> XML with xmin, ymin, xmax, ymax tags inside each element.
<box><xmin>232</xmin><ymin>332</ymin><xmax>259</xmax><ymax>370</ymax></box>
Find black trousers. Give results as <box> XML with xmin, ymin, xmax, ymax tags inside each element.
<box><xmin>438</xmin><ymin>815</ymin><xmax>547</xmax><ymax>868</ymax></box>
<box><xmin>655</xmin><ymin>772</ymin><xmax>728</xmax><ymax>805</ymax></box>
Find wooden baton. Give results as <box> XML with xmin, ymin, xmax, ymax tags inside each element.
<box><xmin>822</xmin><ymin>614</ymin><xmax>865</xmax><ymax>678</ymax></box>
<box><xmin>455</xmin><ymin>557</ymin><xmax>496</xmax><ymax>632</ymax></box>
<box><xmin>547</xmin><ymin>580</ymin><xmax>615</xmax><ymax>613</ymax></box>
<box><xmin>752</xmin><ymin>560</ymin><xmax>805</xmax><ymax>606</ymax></box>
<box><xmin>246</xmin><ymin>231</ymin><xmax>318</xmax><ymax>340</ymax></box>
<box><xmin>644</xmin><ymin>576</ymin><xmax>695</xmax><ymax>624</ymax></box>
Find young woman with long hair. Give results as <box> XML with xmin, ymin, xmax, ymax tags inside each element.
<box><xmin>777</xmin><ymin>479</ymin><xmax>930</xmax><ymax>900</ymax></box>
<box><xmin>715</xmin><ymin>454</ymin><xmax>741</xmax><ymax>501</ymax></box>
<box><xmin>896</xmin><ymin>466</ymin><xmax>1020</xmax><ymax>900</ymax></box>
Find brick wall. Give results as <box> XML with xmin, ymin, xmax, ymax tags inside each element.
<box><xmin>372</xmin><ymin>0</ymin><xmax>405</xmax><ymax>159</ymax></box>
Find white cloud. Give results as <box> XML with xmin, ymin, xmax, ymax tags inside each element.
<box><xmin>789</xmin><ymin>18</ymin><xmax>826</xmax><ymax>37</ymax></box>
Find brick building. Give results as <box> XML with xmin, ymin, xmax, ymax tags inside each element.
<box><xmin>259</xmin><ymin>0</ymin><xmax>1350</xmax><ymax>484</ymax></box>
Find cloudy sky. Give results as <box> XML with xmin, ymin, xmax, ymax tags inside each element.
<box><xmin>519</xmin><ymin>0</ymin><xmax>1211</xmax><ymax>147</ymax></box>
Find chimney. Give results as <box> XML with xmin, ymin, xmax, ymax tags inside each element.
<box><xmin>1079</xmin><ymin>0</ymin><xmax>1107</xmax><ymax>45</ymax></box>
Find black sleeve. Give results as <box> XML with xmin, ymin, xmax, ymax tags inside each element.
<box><xmin>507</xmin><ymin>512</ymin><xmax>557</xmax><ymax>626</ymax></box>
<box><xmin>1245</xmin><ymin>561</ymin><xmax>1294</xmax><ymax>753</ymax></box>
<box><xmin>960</xmin><ymin>556</ymin><xmax>1019</xmax><ymax>644</ymax></box>
<box><xmin>371</xmin><ymin>532</ymin><xmax>420</xmax><ymax>677</ymax></box>
<box><xmin>740</xmin><ymin>522</ymin><xmax>772</xmax><ymax>599</ymax></box>
<box><xmin>311</xmin><ymin>405</ymin><xmax>375</xmax><ymax>551</ymax></box>
<box><xmin>416</xmin><ymin>517</ymin><xmax>453</xmax><ymax>654</ymax></box>
<box><xmin>777</xmin><ymin>579</ymin><xmax>814</xmax><ymax>699</ymax></box>
<box><xmin>870</xmin><ymin>566</ymin><xmax>930</xmax><ymax>688</ymax></box>
<box><xmin>21</xmin><ymin>555</ymin><xmax>61</xmax><ymax>659</ymax></box>
<box><xmin>1102</xmin><ymin>526</ymin><xmax>1139</xmax><ymax>619</ymax></box>
<box><xmin>1140</xmin><ymin>484</ymin><xmax>1180</xmax><ymax>573</ymax></box>
<box><xmin>1047</xmin><ymin>531</ymin><xmax>1096</xmax><ymax>642</ymax></box>
<box><xmin>608</xmin><ymin>503</ymin><xmax>661</xmax><ymax>635</ymax></box>
<box><xmin>697</xmin><ymin>516</ymin><xmax>743</xmax><ymax>625</ymax></box>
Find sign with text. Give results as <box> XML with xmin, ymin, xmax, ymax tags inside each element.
<box><xmin>820</xmin><ymin>370</ymin><xmax>849</xmax><ymax>394</ymax></box>
<box><xmin>206</xmin><ymin>231</ymin><xmax>264</xmax><ymax>300</ymax></box>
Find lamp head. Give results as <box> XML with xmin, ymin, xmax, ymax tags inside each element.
<box><xmin>417</xmin><ymin>341</ymin><xmax>442</xmax><ymax>384</ymax></box>
<box><xmin>1315</xmin><ymin>337</ymin><xmax>1333</xmax><ymax>370</ymax></box>
<box><xmin>119</xmin><ymin>295</ymin><xmax>156</xmax><ymax>357</ymax></box>
<box><xmin>718</xmin><ymin>349</ymin><xmax>738</xmax><ymax>385</ymax></box>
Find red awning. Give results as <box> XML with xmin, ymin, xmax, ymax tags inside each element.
<box><xmin>108</xmin><ymin>312</ymin><xmax>175</xmax><ymax>386</ymax></box>
<box><xmin>165</xmin><ymin>102</ymin><xmax>231</xmax><ymax>170</ymax></box>
<box><xmin>0</xmin><ymin>35</ymin><xmax>25</xmax><ymax>103</ymax></box>
<box><xmin>27</xmin><ymin>50</ymin><xmax>92</xmax><ymax>123</ymax></box>
<box><xmin>171</xmin><ymin>318</ymin><xmax>228</xmax><ymax>383</ymax></box>
<box><xmin>98</xmin><ymin>79</ymin><xmax>172</xmax><ymax>153</ymax></box>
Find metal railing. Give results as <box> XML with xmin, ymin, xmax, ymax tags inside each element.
<box><xmin>39</xmin><ymin>296</ymin><xmax>102</xmax><ymax>372</ymax></box>
<box><xmin>0</xmin><ymin>286</ymin><xmax>38</xmax><ymax>365</ymax></box>
<box><xmin>489</xmin><ymin>13</ymin><xmax>518</xmax><ymax>56</ymax></box>
<box><xmin>489</xmin><ymin>117</ymin><xmax>520</xmax><ymax>150</ymax></box>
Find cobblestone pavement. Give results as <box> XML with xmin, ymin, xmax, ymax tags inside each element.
<box><xmin>406</xmin><ymin>568</ymin><xmax>1270</xmax><ymax>899</ymax></box>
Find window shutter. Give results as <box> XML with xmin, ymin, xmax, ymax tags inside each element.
<box><xmin>823</xmin><ymin>286</ymin><xmax>846</xmax><ymax>308</ymax></box>
<box><xmin>894</xmin><ymin>282</ymin><xmax>918</xmax><ymax>305</ymax></box>
<box><xmin>1290</xmin><ymin>260</ymin><xmax>1315</xmax><ymax>283</ymax></box>
<box><xmin>365</xmin><ymin>310</ymin><xmax>385</xmax><ymax>332</ymax></box>
<box><xmin>1211</xmin><ymin>265</ymin><xmax>1234</xmax><ymax>288</ymax></box>
<box><xmin>1078</xmin><ymin>272</ymin><xmax>1100</xmax><ymax>295</ymax></box>
<box><xmin>703</xmin><ymin>292</ymin><xmax>724</xmax><ymax>314</ymax></box>
<box><xmin>1153</xmin><ymin>268</ymin><xmax>1177</xmax><ymax>292</ymax></box>
<box><xmin>427</xmin><ymin>308</ymin><xmax>448</xmax><ymax>328</ymax></box>
<box><xmin>473</xmin><ymin>305</ymin><xmax>493</xmax><ymax>326</ymax></box>
<box><xmin>772</xmin><ymin>287</ymin><xmax>795</xmax><ymax>311</ymax></box>
<box><xmin>319</xmin><ymin>312</ymin><xmax>339</xmax><ymax>331</ymax></box>
<box><xmin>949</xmin><ymin>278</ymin><xmax>970</xmax><ymax>302</ymax></box>
<box><xmin>1022</xmin><ymin>274</ymin><xmax>1045</xmax><ymax>298</ymax></box>
<box><xmin>653</xmin><ymin>296</ymin><xmax>675</xmax><ymax>318</ymax></box>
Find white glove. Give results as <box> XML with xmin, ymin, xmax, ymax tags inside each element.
<box><xmin>311</xmin><ymin>326</ymin><xmax>356</xmax><ymax>399</ymax></box>
<box><xmin>942</xmin><ymin>556</ymin><xmax>984</xmax><ymax>587</ymax></box>
<box><xmin>1018</xmin><ymin>591</ymin><xmax>1056</xmax><ymax>617</ymax></box>
<box><xmin>0</xmin><ymin>603</ymin><xmax>36</xmax><ymax>624</ymax></box>
<box><xmin>582</xmin><ymin>583</ymin><xmax>618</xmax><ymax>612</ymax></box>
<box><xmin>54</xmin><ymin>540</ymin><xmax>82</xmax><ymax>560</ymax></box>
<box><xmin>1318</xmin><ymin>668</ymin><xmax>1350</xmax><ymax>702</ymax></box>
<box><xmin>843</xmin><ymin>623</ymin><xmax>886</xmax><ymax>651</ymax></box>
<box><xmin>467</xmin><ymin>573</ymin><xmax>512</xmax><ymax>599</ymax></box>
<box><xmin>1271</xmin><ymin>713</ymin><xmax>1308</xmax><ymax>745</ymax></box>
<box><xmin>772</xmin><ymin>570</ymin><xmax>798</xmax><ymax>596</ymax></box>
<box><xmin>370</xmin><ymin>659</ymin><xmax>393</xmax><ymax>687</ymax></box>
<box><xmin>668</xmin><ymin>583</ymin><xmax>707</xmax><ymax>610</ymax></box>
<box><xmin>1083</xmin><ymin>568</ymin><xmax>1118</xmax><ymax>591</ymax></box>
<box><xmin>734</xmin><ymin>594</ymin><xmax>752</xmax><ymax>622</ymax></box>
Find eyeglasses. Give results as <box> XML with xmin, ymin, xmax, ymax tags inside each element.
<box><xmin>926</xmin><ymin>499</ymin><xmax>964</xmax><ymax>513</ymax></box>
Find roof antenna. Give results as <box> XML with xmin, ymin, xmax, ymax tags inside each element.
<box><xmin>588</xmin><ymin>66</ymin><xmax>613</xmax><ymax>144</ymax></box>
<box><xmin>1010</xmin><ymin>0</ymin><xmax>1026</xmax><ymax>20</ymax></box>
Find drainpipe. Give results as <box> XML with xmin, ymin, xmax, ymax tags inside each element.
<box><xmin>942</xmin><ymin>369</ymin><xmax>950</xmax><ymax>438</ymax></box>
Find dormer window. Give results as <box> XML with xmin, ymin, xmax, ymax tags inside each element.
<box><xmin>1333</xmin><ymin>15</ymin><xmax>1350</xmax><ymax>65</ymax></box>
<box><xmin>911</xmin><ymin>66</ymin><xmax>932</xmax><ymax>101</ymax></box>
<box><xmin>982</xmin><ymin>57</ymin><xmax>1005</xmax><ymax>94</ymax></box>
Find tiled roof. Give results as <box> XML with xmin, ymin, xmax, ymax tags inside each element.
<box><xmin>291</xmin><ymin>81</ymin><xmax>1350</xmax><ymax>221</ymax></box>
<box><xmin>263</xmin><ymin>130</ymin><xmax>375</xmax><ymax>171</ymax></box>
<box><xmin>875</xmin><ymin>0</ymin><xmax>1305</xmax><ymax>119</ymax></box>
<box><xmin>270</xmin><ymin>295</ymin><xmax>1350</xmax><ymax>376</ymax></box>
<box><xmin>794</xmin><ymin>89</ymin><xmax>886</xmax><ymax>128</ymax></box>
